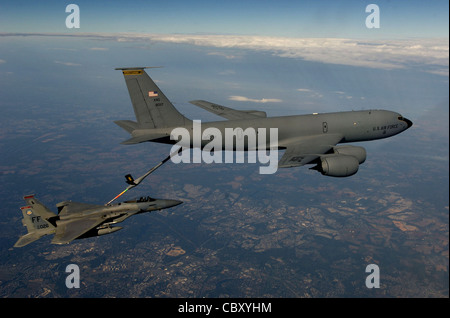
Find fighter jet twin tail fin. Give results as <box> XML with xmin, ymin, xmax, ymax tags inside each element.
<box><xmin>14</xmin><ymin>195</ymin><xmax>57</xmax><ymax>247</ymax></box>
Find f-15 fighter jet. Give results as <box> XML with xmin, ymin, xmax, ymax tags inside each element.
<box><xmin>14</xmin><ymin>194</ymin><xmax>182</xmax><ymax>247</ymax></box>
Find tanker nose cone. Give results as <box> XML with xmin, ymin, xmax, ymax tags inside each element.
<box><xmin>398</xmin><ymin>116</ymin><xmax>413</xmax><ymax>130</ymax></box>
<box><xmin>404</xmin><ymin>117</ymin><xmax>413</xmax><ymax>129</ymax></box>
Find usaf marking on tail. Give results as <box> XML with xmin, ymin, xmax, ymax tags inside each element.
<box><xmin>114</xmin><ymin>67</ymin><xmax>412</xmax><ymax>177</ymax></box>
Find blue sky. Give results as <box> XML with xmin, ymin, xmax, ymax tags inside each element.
<box><xmin>0</xmin><ymin>0</ymin><xmax>448</xmax><ymax>38</ymax></box>
<box><xmin>0</xmin><ymin>0</ymin><xmax>448</xmax><ymax>120</ymax></box>
<box><xmin>0</xmin><ymin>0</ymin><xmax>448</xmax><ymax>113</ymax></box>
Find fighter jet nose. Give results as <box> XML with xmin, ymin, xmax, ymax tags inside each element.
<box><xmin>166</xmin><ymin>199</ymin><xmax>183</xmax><ymax>208</ymax></box>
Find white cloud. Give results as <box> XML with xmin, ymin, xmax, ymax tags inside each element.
<box><xmin>207</xmin><ymin>51</ymin><xmax>238</xmax><ymax>59</ymax></box>
<box><xmin>4</xmin><ymin>32</ymin><xmax>448</xmax><ymax>75</ymax></box>
<box><xmin>137</xmin><ymin>34</ymin><xmax>449</xmax><ymax>76</ymax></box>
<box><xmin>229</xmin><ymin>95</ymin><xmax>282</xmax><ymax>103</ymax></box>
<box><xmin>89</xmin><ymin>47</ymin><xmax>108</xmax><ymax>51</ymax></box>
<box><xmin>54</xmin><ymin>60</ymin><xmax>81</xmax><ymax>66</ymax></box>
<box><xmin>297</xmin><ymin>88</ymin><xmax>323</xmax><ymax>98</ymax></box>
<box><xmin>0</xmin><ymin>59</ymin><xmax>5</xmax><ymax>64</ymax></box>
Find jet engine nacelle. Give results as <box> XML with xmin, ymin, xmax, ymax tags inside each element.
<box><xmin>332</xmin><ymin>145</ymin><xmax>366</xmax><ymax>164</ymax></box>
<box><xmin>314</xmin><ymin>155</ymin><xmax>360</xmax><ymax>177</ymax></box>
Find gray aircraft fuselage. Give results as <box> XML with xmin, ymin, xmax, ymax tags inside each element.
<box><xmin>57</xmin><ymin>197</ymin><xmax>183</xmax><ymax>233</ymax></box>
<box><xmin>129</xmin><ymin>109</ymin><xmax>412</xmax><ymax>149</ymax></box>
<box><xmin>63</xmin><ymin>197</ymin><xmax>182</xmax><ymax>240</ymax></box>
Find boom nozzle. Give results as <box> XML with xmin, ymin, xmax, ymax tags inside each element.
<box><xmin>125</xmin><ymin>174</ymin><xmax>136</xmax><ymax>185</ymax></box>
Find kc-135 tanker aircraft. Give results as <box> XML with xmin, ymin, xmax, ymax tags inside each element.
<box><xmin>114</xmin><ymin>67</ymin><xmax>412</xmax><ymax>177</ymax></box>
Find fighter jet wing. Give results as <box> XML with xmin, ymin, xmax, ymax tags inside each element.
<box><xmin>278</xmin><ymin>134</ymin><xmax>344</xmax><ymax>168</ymax></box>
<box><xmin>189</xmin><ymin>100</ymin><xmax>267</xmax><ymax>120</ymax></box>
<box><xmin>51</xmin><ymin>216</ymin><xmax>106</xmax><ymax>245</ymax></box>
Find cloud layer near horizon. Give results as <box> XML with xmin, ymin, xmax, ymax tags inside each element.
<box><xmin>229</xmin><ymin>96</ymin><xmax>282</xmax><ymax>103</ymax></box>
<box><xmin>1</xmin><ymin>32</ymin><xmax>448</xmax><ymax>76</ymax></box>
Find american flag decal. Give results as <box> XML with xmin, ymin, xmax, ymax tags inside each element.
<box><xmin>148</xmin><ymin>91</ymin><xmax>158</xmax><ymax>97</ymax></box>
